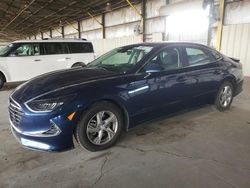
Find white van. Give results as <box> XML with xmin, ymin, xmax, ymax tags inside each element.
<box><xmin>0</xmin><ymin>39</ymin><xmax>95</xmax><ymax>89</ymax></box>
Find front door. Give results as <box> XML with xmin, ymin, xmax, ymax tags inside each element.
<box><xmin>127</xmin><ymin>46</ymin><xmax>192</xmax><ymax>125</ymax></box>
<box><xmin>6</xmin><ymin>43</ymin><xmax>45</xmax><ymax>81</ymax></box>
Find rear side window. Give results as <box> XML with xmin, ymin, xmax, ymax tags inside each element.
<box><xmin>69</xmin><ymin>42</ymin><xmax>93</xmax><ymax>53</ymax></box>
<box><xmin>42</xmin><ymin>43</ymin><xmax>69</xmax><ymax>55</ymax></box>
<box><xmin>185</xmin><ymin>47</ymin><xmax>214</xmax><ymax>67</ymax></box>
<box><xmin>210</xmin><ymin>50</ymin><xmax>222</xmax><ymax>61</ymax></box>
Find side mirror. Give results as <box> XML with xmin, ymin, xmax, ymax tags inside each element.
<box><xmin>144</xmin><ymin>63</ymin><xmax>163</xmax><ymax>73</ymax></box>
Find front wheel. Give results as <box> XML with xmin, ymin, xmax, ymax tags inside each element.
<box><xmin>75</xmin><ymin>102</ymin><xmax>124</xmax><ymax>151</ymax></box>
<box><xmin>215</xmin><ymin>81</ymin><xmax>234</xmax><ymax>111</ymax></box>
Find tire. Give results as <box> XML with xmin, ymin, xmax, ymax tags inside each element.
<box><xmin>71</xmin><ymin>62</ymin><xmax>86</xmax><ymax>68</ymax></box>
<box><xmin>215</xmin><ymin>81</ymin><xmax>234</xmax><ymax>111</ymax></box>
<box><xmin>75</xmin><ymin>102</ymin><xmax>124</xmax><ymax>151</ymax></box>
<box><xmin>0</xmin><ymin>74</ymin><xmax>4</xmax><ymax>90</ymax></box>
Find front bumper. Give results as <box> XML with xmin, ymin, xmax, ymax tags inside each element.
<box><xmin>10</xmin><ymin>123</ymin><xmax>74</xmax><ymax>152</ymax></box>
<box><xmin>8</xmin><ymin>95</ymin><xmax>83</xmax><ymax>152</ymax></box>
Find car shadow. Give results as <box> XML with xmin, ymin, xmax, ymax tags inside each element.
<box><xmin>1</xmin><ymin>82</ymin><xmax>23</xmax><ymax>91</ymax></box>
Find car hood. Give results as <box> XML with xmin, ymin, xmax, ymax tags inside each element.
<box><xmin>11</xmin><ymin>68</ymin><xmax>117</xmax><ymax>103</ymax></box>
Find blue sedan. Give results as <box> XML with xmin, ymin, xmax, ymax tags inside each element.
<box><xmin>9</xmin><ymin>42</ymin><xmax>243</xmax><ymax>152</ymax></box>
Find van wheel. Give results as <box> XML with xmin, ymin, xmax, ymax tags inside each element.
<box><xmin>75</xmin><ymin>102</ymin><xmax>124</xmax><ymax>151</ymax></box>
<box><xmin>215</xmin><ymin>81</ymin><xmax>234</xmax><ymax>111</ymax></box>
<box><xmin>72</xmin><ymin>62</ymin><xmax>86</xmax><ymax>68</ymax></box>
<box><xmin>0</xmin><ymin>74</ymin><xmax>4</xmax><ymax>89</ymax></box>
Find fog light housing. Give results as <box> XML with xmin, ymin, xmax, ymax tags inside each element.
<box><xmin>21</xmin><ymin>138</ymin><xmax>50</xmax><ymax>150</ymax></box>
<box><xmin>42</xmin><ymin>120</ymin><xmax>61</xmax><ymax>136</ymax></box>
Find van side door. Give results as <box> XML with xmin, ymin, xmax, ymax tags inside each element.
<box><xmin>6</xmin><ymin>43</ymin><xmax>44</xmax><ymax>81</ymax></box>
<box><xmin>40</xmin><ymin>42</ymin><xmax>70</xmax><ymax>71</ymax></box>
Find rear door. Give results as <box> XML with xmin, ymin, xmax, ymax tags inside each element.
<box><xmin>67</xmin><ymin>42</ymin><xmax>95</xmax><ymax>66</ymax></box>
<box><xmin>182</xmin><ymin>45</ymin><xmax>224</xmax><ymax>104</ymax></box>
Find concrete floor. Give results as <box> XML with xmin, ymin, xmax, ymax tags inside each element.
<box><xmin>0</xmin><ymin>78</ymin><xmax>250</xmax><ymax>188</ymax></box>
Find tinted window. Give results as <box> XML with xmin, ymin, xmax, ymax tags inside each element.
<box><xmin>185</xmin><ymin>47</ymin><xmax>214</xmax><ymax>66</ymax></box>
<box><xmin>144</xmin><ymin>47</ymin><xmax>181</xmax><ymax>72</ymax></box>
<box><xmin>69</xmin><ymin>42</ymin><xmax>93</xmax><ymax>53</ymax></box>
<box><xmin>42</xmin><ymin>43</ymin><xmax>68</xmax><ymax>55</ymax></box>
<box><xmin>10</xmin><ymin>43</ymin><xmax>40</xmax><ymax>56</ymax></box>
<box><xmin>210</xmin><ymin>49</ymin><xmax>222</xmax><ymax>60</ymax></box>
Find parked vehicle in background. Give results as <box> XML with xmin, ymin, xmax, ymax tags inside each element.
<box><xmin>9</xmin><ymin>42</ymin><xmax>243</xmax><ymax>152</ymax></box>
<box><xmin>0</xmin><ymin>39</ymin><xmax>95</xmax><ymax>89</ymax></box>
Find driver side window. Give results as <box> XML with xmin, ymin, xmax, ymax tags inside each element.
<box><xmin>144</xmin><ymin>47</ymin><xmax>181</xmax><ymax>72</ymax></box>
<box><xmin>10</xmin><ymin>43</ymin><xmax>40</xmax><ymax>56</ymax></box>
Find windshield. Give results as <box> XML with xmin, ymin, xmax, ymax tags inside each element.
<box><xmin>0</xmin><ymin>43</ymin><xmax>14</xmax><ymax>56</ymax></box>
<box><xmin>87</xmin><ymin>45</ymin><xmax>153</xmax><ymax>72</ymax></box>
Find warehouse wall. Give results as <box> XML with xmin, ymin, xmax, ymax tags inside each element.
<box><xmin>28</xmin><ymin>0</ymin><xmax>166</xmax><ymax>56</ymax></box>
<box><xmin>221</xmin><ymin>0</ymin><xmax>250</xmax><ymax>76</ymax></box>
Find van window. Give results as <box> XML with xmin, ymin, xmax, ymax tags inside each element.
<box><xmin>69</xmin><ymin>42</ymin><xmax>93</xmax><ymax>53</ymax></box>
<box><xmin>10</xmin><ymin>43</ymin><xmax>40</xmax><ymax>56</ymax></box>
<box><xmin>42</xmin><ymin>43</ymin><xmax>69</xmax><ymax>55</ymax></box>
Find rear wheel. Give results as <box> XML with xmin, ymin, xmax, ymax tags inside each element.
<box><xmin>75</xmin><ymin>102</ymin><xmax>124</xmax><ymax>151</ymax></box>
<box><xmin>71</xmin><ymin>62</ymin><xmax>86</xmax><ymax>68</ymax></box>
<box><xmin>0</xmin><ymin>74</ymin><xmax>4</xmax><ymax>89</ymax></box>
<box><xmin>215</xmin><ymin>81</ymin><xmax>234</xmax><ymax>111</ymax></box>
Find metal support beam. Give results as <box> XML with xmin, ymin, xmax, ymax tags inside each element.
<box><xmin>50</xmin><ymin>29</ymin><xmax>52</xmax><ymax>38</ymax></box>
<box><xmin>207</xmin><ymin>1</ymin><xmax>213</xmax><ymax>47</ymax></box>
<box><xmin>78</xmin><ymin>21</ymin><xmax>81</xmax><ymax>39</ymax></box>
<box><xmin>87</xmin><ymin>12</ymin><xmax>102</xmax><ymax>25</ymax></box>
<box><xmin>126</xmin><ymin>0</ymin><xmax>144</xmax><ymax>41</ymax></box>
<box><xmin>44</xmin><ymin>32</ymin><xmax>50</xmax><ymax>38</ymax></box>
<box><xmin>87</xmin><ymin>11</ymin><xmax>105</xmax><ymax>38</ymax></box>
<box><xmin>216</xmin><ymin>0</ymin><xmax>225</xmax><ymax>51</ymax></box>
<box><xmin>62</xmin><ymin>26</ymin><xmax>65</xmax><ymax>38</ymax></box>
<box><xmin>126</xmin><ymin>0</ymin><xmax>143</xmax><ymax>20</ymax></box>
<box><xmin>141</xmin><ymin>0</ymin><xmax>146</xmax><ymax>42</ymax></box>
<box><xmin>65</xmin><ymin>20</ymin><xmax>78</xmax><ymax>31</ymax></box>
<box><xmin>1</xmin><ymin>0</ymin><xmax>36</xmax><ymax>31</ymax></box>
<box><xmin>102</xmin><ymin>13</ymin><xmax>106</xmax><ymax>39</ymax></box>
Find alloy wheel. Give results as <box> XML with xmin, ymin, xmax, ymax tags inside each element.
<box><xmin>86</xmin><ymin>111</ymin><xmax>118</xmax><ymax>145</ymax></box>
<box><xmin>219</xmin><ymin>85</ymin><xmax>232</xmax><ymax>107</ymax></box>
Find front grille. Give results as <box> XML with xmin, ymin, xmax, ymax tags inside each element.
<box><xmin>9</xmin><ymin>98</ymin><xmax>23</xmax><ymax>127</ymax></box>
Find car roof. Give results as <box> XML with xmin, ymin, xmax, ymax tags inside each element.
<box><xmin>12</xmin><ymin>38</ymin><xmax>91</xmax><ymax>43</ymax></box>
<box><xmin>124</xmin><ymin>41</ymin><xmax>209</xmax><ymax>48</ymax></box>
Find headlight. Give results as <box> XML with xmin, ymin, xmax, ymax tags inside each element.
<box><xmin>25</xmin><ymin>95</ymin><xmax>75</xmax><ymax>113</ymax></box>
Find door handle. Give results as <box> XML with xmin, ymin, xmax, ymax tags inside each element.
<box><xmin>34</xmin><ymin>59</ymin><xmax>41</xmax><ymax>61</ymax></box>
<box><xmin>65</xmin><ymin>57</ymin><xmax>71</xmax><ymax>60</ymax></box>
<box><xmin>177</xmin><ymin>75</ymin><xmax>187</xmax><ymax>82</ymax></box>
